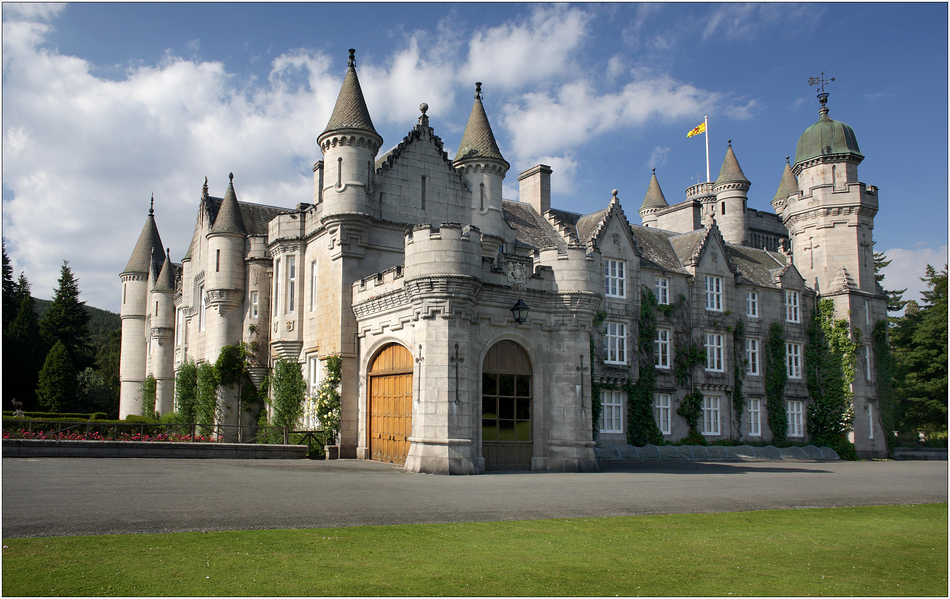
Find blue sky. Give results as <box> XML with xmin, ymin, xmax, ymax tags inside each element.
<box><xmin>3</xmin><ymin>2</ymin><xmax>947</xmax><ymax>313</ymax></box>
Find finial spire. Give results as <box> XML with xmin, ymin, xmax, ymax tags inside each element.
<box><xmin>149</xmin><ymin>194</ymin><xmax>154</xmax><ymax>216</ymax></box>
<box><xmin>418</xmin><ymin>102</ymin><xmax>429</xmax><ymax>127</ymax></box>
<box><xmin>229</xmin><ymin>172</ymin><xmax>234</xmax><ymax>183</ymax></box>
<box><xmin>809</xmin><ymin>72</ymin><xmax>835</xmax><ymax>111</ymax></box>
<box><xmin>348</xmin><ymin>49</ymin><xmax>356</xmax><ymax>68</ymax></box>
<box><xmin>475</xmin><ymin>82</ymin><xmax>482</xmax><ymax>100</ymax></box>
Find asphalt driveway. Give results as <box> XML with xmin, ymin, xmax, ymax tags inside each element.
<box><xmin>2</xmin><ymin>457</ymin><xmax>946</xmax><ymax>538</ymax></box>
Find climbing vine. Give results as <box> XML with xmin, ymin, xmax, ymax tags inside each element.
<box><xmin>675</xmin><ymin>390</ymin><xmax>706</xmax><ymax>445</ymax></box>
<box><xmin>627</xmin><ymin>289</ymin><xmax>663</xmax><ymax>447</ymax></box>
<box><xmin>732</xmin><ymin>318</ymin><xmax>746</xmax><ymax>439</ymax></box>
<box><xmin>590</xmin><ymin>311</ymin><xmax>606</xmax><ymax>439</ymax></box>
<box><xmin>765</xmin><ymin>321</ymin><xmax>788</xmax><ymax>445</ymax></box>
<box><xmin>872</xmin><ymin>319</ymin><xmax>895</xmax><ymax>455</ymax></box>
<box><xmin>272</xmin><ymin>357</ymin><xmax>306</xmax><ymax>430</ymax></box>
<box><xmin>314</xmin><ymin>356</ymin><xmax>343</xmax><ymax>445</ymax></box>
<box><xmin>195</xmin><ymin>362</ymin><xmax>219</xmax><ymax>427</ymax></box>
<box><xmin>175</xmin><ymin>360</ymin><xmax>199</xmax><ymax>423</ymax></box>
<box><xmin>141</xmin><ymin>374</ymin><xmax>157</xmax><ymax>418</ymax></box>
<box><xmin>805</xmin><ymin>299</ymin><xmax>856</xmax><ymax>456</ymax></box>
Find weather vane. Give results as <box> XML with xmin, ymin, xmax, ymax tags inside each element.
<box><xmin>808</xmin><ymin>72</ymin><xmax>835</xmax><ymax>107</ymax></box>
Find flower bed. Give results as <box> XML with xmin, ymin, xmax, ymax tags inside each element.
<box><xmin>2</xmin><ymin>428</ymin><xmax>220</xmax><ymax>443</ymax></box>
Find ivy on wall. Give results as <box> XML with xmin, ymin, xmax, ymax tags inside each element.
<box><xmin>141</xmin><ymin>374</ymin><xmax>157</xmax><ymax>418</ymax></box>
<box><xmin>175</xmin><ymin>360</ymin><xmax>198</xmax><ymax>423</ymax></box>
<box><xmin>626</xmin><ymin>289</ymin><xmax>663</xmax><ymax>447</ymax></box>
<box><xmin>195</xmin><ymin>362</ymin><xmax>218</xmax><ymax>427</ymax></box>
<box><xmin>675</xmin><ymin>390</ymin><xmax>706</xmax><ymax>445</ymax></box>
<box><xmin>732</xmin><ymin>318</ymin><xmax>746</xmax><ymax>439</ymax></box>
<box><xmin>805</xmin><ymin>299</ymin><xmax>856</xmax><ymax>456</ymax></box>
<box><xmin>765</xmin><ymin>321</ymin><xmax>788</xmax><ymax>445</ymax></box>
<box><xmin>272</xmin><ymin>357</ymin><xmax>306</xmax><ymax>431</ymax></box>
<box><xmin>871</xmin><ymin>319</ymin><xmax>895</xmax><ymax>455</ymax></box>
<box><xmin>314</xmin><ymin>355</ymin><xmax>342</xmax><ymax>444</ymax></box>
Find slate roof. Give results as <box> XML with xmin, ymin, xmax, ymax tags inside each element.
<box><xmin>123</xmin><ymin>210</ymin><xmax>164</xmax><ymax>274</ymax></box>
<box><xmin>715</xmin><ymin>142</ymin><xmax>750</xmax><ymax>186</ymax></box>
<box><xmin>209</xmin><ymin>176</ymin><xmax>247</xmax><ymax>236</ymax></box>
<box><xmin>641</xmin><ymin>170</ymin><xmax>669</xmax><ymax>210</ymax></box>
<box><xmin>502</xmin><ymin>200</ymin><xmax>568</xmax><ymax>251</ymax></box>
<box><xmin>726</xmin><ymin>244</ymin><xmax>787</xmax><ymax>288</ymax></box>
<box><xmin>629</xmin><ymin>225</ymin><xmax>690</xmax><ymax>274</ymax></box>
<box><xmin>153</xmin><ymin>250</ymin><xmax>176</xmax><ymax>292</ymax></box>
<box><xmin>773</xmin><ymin>159</ymin><xmax>799</xmax><ymax>201</ymax></box>
<box><xmin>205</xmin><ymin>196</ymin><xmax>285</xmax><ymax>237</ymax></box>
<box><xmin>455</xmin><ymin>84</ymin><xmax>507</xmax><ymax>166</ymax></box>
<box><xmin>322</xmin><ymin>51</ymin><xmax>378</xmax><ymax>138</ymax></box>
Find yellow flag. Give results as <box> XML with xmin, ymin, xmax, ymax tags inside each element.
<box><xmin>687</xmin><ymin>121</ymin><xmax>706</xmax><ymax>138</ymax></box>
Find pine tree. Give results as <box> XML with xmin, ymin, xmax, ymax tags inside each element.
<box><xmin>36</xmin><ymin>340</ymin><xmax>78</xmax><ymax>413</ymax></box>
<box><xmin>2</xmin><ymin>240</ymin><xmax>16</xmax><ymax>331</ymax></box>
<box><xmin>40</xmin><ymin>261</ymin><xmax>93</xmax><ymax>372</ymax></box>
<box><xmin>891</xmin><ymin>265</ymin><xmax>948</xmax><ymax>432</ymax></box>
<box><xmin>873</xmin><ymin>244</ymin><xmax>907</xmax><ymax>313</ymax></box>
<box><xmin>3</xmin><ymin>274</ymin><xmax>46</xmax><ymax>411</ymax></box>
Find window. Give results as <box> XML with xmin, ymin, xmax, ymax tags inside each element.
<box><xmin>198</xmin><ymin>284</ymin><xmax>206</xmax><ymax>331</ymax></box>
<box><xmin>604</xmin><ymin>259</ymin><xmax>625</xmax><ymax>298</ymax></box>
<box><xmin>123</xmin><ymin>283</ymin><xmax>127</xmax><ymax>305</ymax></box>
<box><xmin>865</xmin><ymin>298</ymin><xmax>870</xmax><ymax>326</ymax></box>
<box><xmin>176</xmin><ymin>308</ymin><xmax>185</xmax><ymax>347</ymax></box>
<box><xmin>273</xmin><ymin>260</ymin><xmax>280</xmax><ymax>317</ymax></box>
<box><xmin>603</xmin><ymin>322</ymin><xmax>626</xmax><ymax>364</ymax></box>
<box><xmin>215</xmin><ymin>249</ymin><xmax>220</xmax><ymax>273</ymax></box>
<box><xmin>421</xmin><ymin>175</ymin><xmax>427</xmax><ymax>210</ymax></box>
<box><xmin>286</xmin><ymin>256</ymin><xmax>296</xmax><ymax>313</ymax></box>
<box><xmin>250</xmin><ymin>291</ymin><xmax>259</xmax><ymax>319</ymax></box>
<box><xmin>654</xmin><ymin>328</ymin><xmax>671</xmax><ymax>369</ymax></box>
<box><xmin>865</xmin><ymin>345</ymin><xmax>872</xmax><ymax>381</ymax></box>
<box><xmin>748</xmin><ymin>398</ymin><xmax>761</xmax><ymax>437</ymax></box>
<box><xmin>654</xmin><ymin>393</ymin><xmax>671</xmax><ymax>435</ymax></box>
<box><xmin>705</xmin><ymin>333</ymin><xmax>724</xmax><ymax>372</ymax></box>
<box><xmin>310</xmin><ymin>260</ymin><xmax>317</xmax><ymax>312</ymax></box>
<box><xmin>787</xmin><ymin>400</ymin><xmax>804</xmax><ymax>437</ymax></box>
<box><xmin>786</xmin><ymin>343</ymin><xmax>802</xmax><ymax>379</ymax></box>
<box><xmin>655</xmin><ymin>276</ymin><xmax>669</xmax><ymax>305</ymax></box>
<box><xmin>702</xmin><ymin>395</ymin><xmax>720</xmax><ymax>436</ymax></box>
<box><xmin>599</xmin><ymin>390</ymin><xmax>623</xmax><ymax>433</ymax></box>
<box><xmin>745</xmin><ymin>338</ymin><xmax>759</xmax><ymax>376</ymax></box>
<box><xmin>705</xmin><ymin>275</ymin><xmax>722</xmax><ymax>311</ymax></box>
<box><xmin>867</xmin><ymin>404</ymin><xmax>874</xmax><ymax>440</ymax></box>
<box><xmin>785</xmin><ymin>290</ymin><xmax>800</xmax><ymax>323</ymax></box>
<box><xmin>746</xmin><ymin>290</ymin><xmax>758</xmax><ymax>317</ymax></box>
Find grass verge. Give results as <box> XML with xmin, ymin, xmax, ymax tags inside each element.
<box><xmin>3</xmin><ymin>503</ymin><xmax>946</xmax><ymax>596</ymax></box>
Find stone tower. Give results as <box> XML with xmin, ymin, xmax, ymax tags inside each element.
<box><xmin>638</xmin><ymin>169</ymin><xmax>669</xmax><ymax>228</ymax></box>
<box><xmin>148</xmin><ymin>248</ymin><xmax>177</xmax><ymax>415</ymax></box>
<box><xmin>118</xmin><ymin>198</ymin><xmax>164</xmax><ymax>418</ymax></box>
<box><xmin>713</xmin><ymin>141</ymin><xmax>750</xmax><ymax>245</ymax></box>
<box><xmin>453</xmin><ymin>82</ymin><xmax>509</xmax><ymax>255</ymax></box>
<box><xmin>773</xmin><ymin>89</ymin><xmax>887</xmax><ymax>456</ymax></box>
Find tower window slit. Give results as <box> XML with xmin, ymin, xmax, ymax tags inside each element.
<box><xmin>421</xmin><ymin>175</ymin><xmax>427</xmax><ymax>210</ymax></box>
<box><xmin>337</xmin><ymin>157</ymin><xmax>343</xmax><ymax>187</ymax></box>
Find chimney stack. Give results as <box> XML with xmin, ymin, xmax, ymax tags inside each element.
<box><xmin>518</xmin><ymin>164</ymin><xmax>552</xmax><ymax>215</ymax></box>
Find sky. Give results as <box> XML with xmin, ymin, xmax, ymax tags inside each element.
<box><xmin>3</xmin><ymin>2</ymin><xmax>948</xmax><ymax>315</ymax></box>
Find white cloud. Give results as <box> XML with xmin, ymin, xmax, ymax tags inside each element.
<box><xmin>649</xmin><ymin>147</ymin><xmax>671</xmax><ymax>170</ymax></box>
<box><xmin>879</xmin><ymin>245</ymin><xmax>948</xmax><ymax>308</ymax></box>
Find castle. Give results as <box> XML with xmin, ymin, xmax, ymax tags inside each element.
<box><xmin>119</xmin><ymin>50</ymin><xmax>889</xmax><ymax>473</ymax></box>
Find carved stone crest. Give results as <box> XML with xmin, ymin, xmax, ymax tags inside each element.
<box><xmin>507</xmin><ymin>259</ymin><xmax>529</xmax><ymax>288</ymax></box>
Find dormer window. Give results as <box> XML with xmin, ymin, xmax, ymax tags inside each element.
<box><xmin>604</xmin><ymin>259</ymin><xmax>625</xmax><ymax>298</ymax></box>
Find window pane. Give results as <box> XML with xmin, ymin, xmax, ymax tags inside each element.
<box><xmin>498</xmin><ymin>420</ymin><xmax>516</xmax><ymax>441</ymax></box>
<box><xmin>483</xmin><ymin>373</ymin><xmax>497</xmax><ymax>395</ymax></box>
<box><xmin>516</xmin><ymin>397</ymin><xmax>530</xmax><ymax>420</ymax></box>
<box><xmin>498</xmin><ymin>374</ymin><xmax>515</xmax><ymax>396</ymax></box>
<box><xmin>516</xmin><ymin>376</ymin><xmax>530</xmax><ymax>397</ymax></box>
<box><xmin>499</xmin><ymin>397</ymin><xmax>515</xmax><ymax>420</ymax></box>
<box><xmin>482</xmin><ymin>397</ymin><xmax>497</xmax><ymax>420</ymax></box>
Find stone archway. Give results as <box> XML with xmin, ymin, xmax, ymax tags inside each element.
<box><xmin>482</xmin><ymin>340</ymin><xmax>533</xmax><ymax>470</ymax></box>
<box><xmin>368</xmin><ymin>343</ymin><xmax>413</xmax><ymax>465</ymax></box>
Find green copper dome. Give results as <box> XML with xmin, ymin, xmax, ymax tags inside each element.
<box><xmin>793</xmin><ymin>105</ymin><xmax>863</xmax><ymax>167</ymax></box>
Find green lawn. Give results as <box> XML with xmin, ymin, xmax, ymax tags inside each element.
<box><xmin>3</xmin><ymin>504</ymin><xmax>946</xmax><ymax>596</ymax></box>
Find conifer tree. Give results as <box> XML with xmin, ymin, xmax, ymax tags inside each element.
<box><xmin>3</xmin><ymin>274</ymin><xmax>46</xmax><ymax>411</ymax></box>
<box><xmin>36</xmin><ymin>340</ymin><xmax>78</xmax><ymax>412</ymax></box>
<box><xmin>2</xmin><ymin>240</ymin><xmax>16</xmax><ymax>330</ymax></box>
<box><xmin>40</xmin><ymin>261</ymin><xmax>93</xmax><ymax>372</ymax></box>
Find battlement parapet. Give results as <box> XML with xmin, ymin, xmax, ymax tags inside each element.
<box><xmin>536</xmin><ymin>244</ymin><xmax>602</xmax><ymax>295</ymax></box>
<box><xmin>404</xmin><ymin>222</ymin><xmax>484</xmax><ymax>281</ymax></box>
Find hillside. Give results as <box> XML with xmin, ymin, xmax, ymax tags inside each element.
<box><xmin>33</xmin><ymin>297</ymin><xmax>120</xmax><ymax>351</ymax></box>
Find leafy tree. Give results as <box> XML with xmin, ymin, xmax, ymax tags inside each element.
<box><xmin>36</xmin><ymin>340</ymin><xmax>77</xmax><ymax>412</ymax></box>
<box><xmin>40</xmin><ymin>261</ymin><xmax>93</xmax><ymax>372</ymax></box>
<box><xmin>76</xmin><ymin>367</ymin><xmax>114</xmax><ymax>415</ymax></box>
<box><xmin>891</xmin><ymin>265</ymin><xmax>948</xmax><ymax>432</ymax></box>
<box><xmin>3</xmin><ymin>275</ymin><xmax>47</xmax><ymax>411</ymax></box>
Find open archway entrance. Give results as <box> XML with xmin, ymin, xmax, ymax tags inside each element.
<box><xmin>482</xmin><ymin>340</ymin><xmax>533</xmax><ymax>470</ymax></box>
<box><xmin>368</xmin><ymin>343</ymin><xmax>413</xmax><ymax>465</ymax></box>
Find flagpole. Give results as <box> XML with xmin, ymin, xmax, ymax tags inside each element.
<box><xmin>704</xmin><ymin>115</ymin><xmax>710</xmax><ymax>183</ymax></box>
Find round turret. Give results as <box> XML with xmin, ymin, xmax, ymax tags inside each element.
<box><xmin>713</xmin><ymin>140</ymin><xmax>750</xmax><ymax>245</ymax></box>
<box><xmin>317</xmin><ymin>49</ymin><xmax>383</xmax><ymax>216</ymax></box>
<box><xmin>404</xmin><ymin>223</ymin><xmax>484</xmax><ymax>282</ymax></box>
<box><xmin>205</xmin><ymin>173</ymin><xmax>246</xmax><ymax>312</ymax></box>
<box><xmin>639</xmin><ymin>169</ymin><xmax>668</xmax><ymax>228</ymax></box>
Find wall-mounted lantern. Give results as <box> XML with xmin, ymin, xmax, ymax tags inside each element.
<box><xmin>510</xmin><ymin>299</ymin><xmax>530</xmax><ymax>324</ymax></box>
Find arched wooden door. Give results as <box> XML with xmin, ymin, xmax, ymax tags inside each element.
<box><xmin>482</xmin><ymin>340</ymin><xmax>533</xmax><ymax>470</ymax></box>
<box><xmin>368</xmin><ymin>344</ymin><xmax>413</xmax><ymax>465</ymax></box>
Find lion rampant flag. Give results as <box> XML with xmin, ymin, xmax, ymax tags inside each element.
<box><xmin>687</xmin><ymin>121</ymin><xmax>706</xmax><ymax>138</ymax></box>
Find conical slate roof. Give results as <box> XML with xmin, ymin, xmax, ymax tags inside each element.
<box><xmin>321</xmin><ymin>49</ymin><xmax>378</xmax><ymax>137</ymax></box>
<box><xmin>715</xmin><ymin>141</ymin><xmax>750</xmax><ymax>186</ymax></box>
<box><xmin>209</xmin><ymin>173</ymin><xmax>246</xmax><ymax>236</ymax></box>
<box><xmin>773</xmin><ymin>159</ymin><xmax>799</xmax><ymax>201</ymax></box>
<box><xmin>454</xmin><ymin>83</ymin><xmax>507</xmax><ymax>166</ymax></box>
<box><xmin>153</xmin><ymin>249</ymin><xmax>175</xmax><ymax>292</ymax></box>
<box><xmin>123</xmin><ymin>199</ymin><xmax>164</xmax><ymax>274</ymax></box>
<box><xmin>640</xmin><ymin>169</ymin><xmax>669</xmax><ymax>210</ymax></box>
<box><xmin>794</xmin><ymin>98</ymin><xmax>862</xmax><ymax>167</ymax></box>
